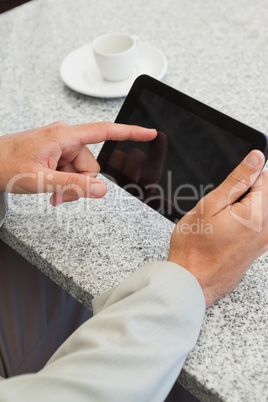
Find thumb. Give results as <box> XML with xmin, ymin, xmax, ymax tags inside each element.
<box><xmin>204</xmin><ymin>150</ymin><xmax>265</xmax><ymax>214</ymax></box>
<box><xmin>42</xmin><ymin>169</ymin><xmax>107</xmax><ymax>206</ymax></box>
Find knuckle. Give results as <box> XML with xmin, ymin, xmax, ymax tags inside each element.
<box><xmin>64</xmin><ymin>174</ymin><xmax>81</xmax><ymax>190</ymax></box>
<box><xmin>45</xmin><ymin>121</ymin><xmax>68</xmax><ymax>138</ymax></box>
<box><xmin>103</xmin><ymin>122</ymin><xmax>113</xmax><ymax>140</ymax></box>
<box><xmin>53</xmin><ymin>120</ymin><xmax>67</xmax><ymax>127</ymax></box>
<box><xmin>226</xmin><ymin>170</ymin><xmax>250</xmax><ymax>190</ymax></box>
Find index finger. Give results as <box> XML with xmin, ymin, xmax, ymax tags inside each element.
<box><xmin>68</xmin><ymin>122</ymin><xmax>157</xmax><ymax>144</ymax></box>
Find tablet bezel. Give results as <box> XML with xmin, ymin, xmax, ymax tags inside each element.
<box><xmin>113</xmin><ymin>74</ymin><xmax>268</xmax><ymax>154</ymax></box>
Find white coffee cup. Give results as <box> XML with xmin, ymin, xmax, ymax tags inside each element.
<box><xmin>92</xmin><ymin>33</ymin><xmax>139</xmax><ymax>82</ymax></box>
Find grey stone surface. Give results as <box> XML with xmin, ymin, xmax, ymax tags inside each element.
<box><xmin>0</xmin><ymin>0</ymin><xmax>267</xmax><ymax>401</ymax></box>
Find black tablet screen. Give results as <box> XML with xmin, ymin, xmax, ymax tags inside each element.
<box><xmin>99</xmin><ymin>88</ymin><xmax>253</xmax><ymax>222</ymax></box>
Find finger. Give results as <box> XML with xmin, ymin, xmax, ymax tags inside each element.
<box><xmin>73</xmin><ymin>146</ymin><xmax>100</xmax><ymax>174</ymax></box>
<box><xmin>232</xmin><ymin>170</ymin><xmax>268</xmax><ymax>211</ymax></box>
<box><xmin>239</xmin><ymin>170</ymin><xmax>268</xmax><ymax>214</ymax></box>
<box><xmin>202</xmin><ymin>150</ymin><xmax>265</xmax><ymax>214</ymax></box>
<box><xmin>42</xmin><ymin>169</ymin><xmax>107</xmax><ymax>202</ymax></box>
<box><xmin>50</xmin><ymin>168</ymin><xmax>110</xmax><ymax>205</ymax></box>
<box><xmin>227</xmin><ymin>171</ymin><xmax>268</xmax><ymax>234</ymax></box>
<box><xmin>249</xmin><ymin>169</ymin><xmax>268</xmax><ymax>194</ymax></box>
<box><xmin>50</xmin><ymin>192</ymin><xmax>80</xmax><ymax>206</ymax></box>
<box><xmin>58</xmin><ymin>164</ymin><xmax>100</xmax><ymax>179</ymax></box>
<box><xmin>50</xmin><ymin>193</ymin><xmax>78</xmax><ymax>206</ymax></box>
<box><xmin>58</xmin><ymin>146</ymin><xmax>100</xmax><ymax>177</ymax></box>
<box><xmin>58</xmin><ymin>122</ymin><xmax>157</xmax><ymax>145</ymax></box>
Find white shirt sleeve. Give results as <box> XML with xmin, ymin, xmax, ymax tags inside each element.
<box><xmin>0</xmin><ymin>261</ymin><xmax>205</xmax><ymax>402</ymax></box>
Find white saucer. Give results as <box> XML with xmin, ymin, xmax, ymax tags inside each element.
<box><xmin>60</xmin><ymin>42</ymin><xmax>168</xmax><ymax>98</ymax></box>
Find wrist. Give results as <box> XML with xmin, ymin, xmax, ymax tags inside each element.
<box><xmin>167</xmin><ymin>254</ymin><xmax>216</xmax><ymax>309</ymax></box>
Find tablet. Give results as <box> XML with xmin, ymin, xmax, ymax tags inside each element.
<box><xmin>97</xmin><ymin>74</ymin><xmax>268</xmax><ymax>223</ymax></box>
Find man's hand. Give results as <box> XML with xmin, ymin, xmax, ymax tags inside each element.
<box><xmin>0</xmin><ymin>121</ymin><xmax>156</xmax><ymax>206</ymax></box>
<box><xmin>168</xmin><ymin>150</ymin><xmax>268</xmax><ymax>308</ymax></box>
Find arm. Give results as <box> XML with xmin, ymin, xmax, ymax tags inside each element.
<box><xmin>0</xmin><ymin>123</ymin><xmax>267</xmax><ymax>401</ymax></box>
<box><xmin>0</xmin><ymin>261</ymin><xmax>205</xmax><ymax>402</ymax></box>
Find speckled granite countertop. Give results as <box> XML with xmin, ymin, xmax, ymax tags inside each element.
<box><xmin>0</xmin><ymin>0</ymin><xmax>267</xmax><ymax>400</ymax></box>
